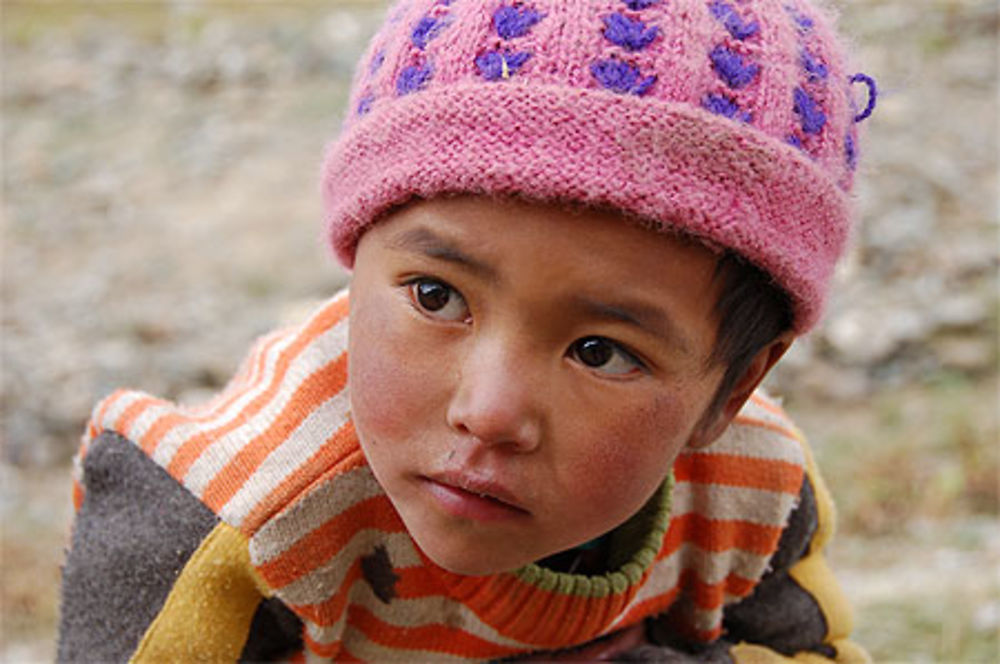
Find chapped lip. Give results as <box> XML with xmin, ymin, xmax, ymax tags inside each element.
<box><xmin>424</xmin><ymin>470</ymin><xmax>530</xmax><ymax>514</ymax></box>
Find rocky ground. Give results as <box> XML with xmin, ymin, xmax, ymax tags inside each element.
<box><xmin>2</xmin><ymin>0</ymin><xmax>997</xmax><ymax>661</ymax></box>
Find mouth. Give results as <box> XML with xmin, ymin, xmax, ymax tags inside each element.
<box><xmin>421</xmin><ymin>472</ymin><xmax>531</xmax><ymax>522</ymax></box>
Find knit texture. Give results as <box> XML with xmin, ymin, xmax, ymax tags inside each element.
<box><xmin>320</xmin><ymin>0</ymin><xmax>869</xmax><ymax>332</ymax></box>
<box><xmin>75</xmin><ymin>292</ymin><xmax>809</xmax><ymax>660</ymax></box>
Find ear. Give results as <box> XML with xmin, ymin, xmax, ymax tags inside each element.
<box><xmin>688</xmin><ymin>332</ymin><xmax>795</xmax><ymax>449</ymax></box>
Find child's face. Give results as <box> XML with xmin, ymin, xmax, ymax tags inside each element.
<box><xmin>348</xmin><ymin>196</ymin><xmax>728</xmax><ymax>576</ymax></box>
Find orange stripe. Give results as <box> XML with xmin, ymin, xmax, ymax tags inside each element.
<box><xmin>663</xmin><ymin>511</ymin><xmax>782</xmax><ymax>555</ymax></box>
<box><xmin>408</xmin><ymin>568</ymin><xmax>632</xmax><ymax>647</ymax></box>
<box><xmin>112</xmin><ymin>396</ymin><xmax>160</xmax><ymax>437</ymax></box>
<box><xmin>678</xmin><ymin>568</ymin><xmax>755</xmax><ymax>610</ymax></box>
<box><xmin>90</xmin><ymin>389</ymin><xmax>128</xmax><ymax>438</ymax></box>
<box><xmin>732</xmin><ymin>413</ymin><xmax>801</xmax><ymax>442</ymax></box>
<box><xmin>257</xmin><ymin>495</ymin><xmax>404</xmax><ymax>589</ymax></box>
<box><xmin>749</xmin><ymin>391</ymin><xmax>786</xmax><ymax>417</ymax></box>
<box><xmin>240</xmin><ymin>424</ymin><xmax>363</xmax><ymax>535</ymax></box>
<box><xmin>200</xmin><ymin>354</ymin><xmax>349</xmax><ymax>513</ymax></box>
<box><xmin>347</xmin><ymin>604</ymin><xmax>517</xmax><ymax>659</ymax></box>
<box><xmin>291</xmin><ymin>560</ymin><xmax>364</xmax><ymax>628</ymax></box>
<box><xmin>303</xmin><ymin>631</ymin><xmax>342</xmax><ymax>659</ymax></box>
<box><xmin>673</xmin><ymin>452</ymin><xmax>803</xmax><ymax>494</ymax></box>
<box><xmin>72</xmin><ymin>480</ymin><xmax>85</xmax><ymax>512</ymax></box>
<box><xmin>165</xmin><ymin>297</ymin><xmax>348</xmax><ymax>480</ymax></box>
<box><xmin>138</xmin><ymin>410</ymin><xmax>190</xmax><ymax>456</ymax></box>
<box><xmin>614</xmin><ymin>584</ymin><xmax>682</xmax><ymax>633</ymax></box>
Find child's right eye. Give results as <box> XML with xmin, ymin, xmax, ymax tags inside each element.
<box><xmin>406</xmin><ymin>278</ymin><xmax>471</xmax><ymax>323</ymax></box>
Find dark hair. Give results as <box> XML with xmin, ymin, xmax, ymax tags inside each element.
<box><xmin>703</xmin><ymin>252</ymin><xmax>794</xmax><ymax>421</ymax></box>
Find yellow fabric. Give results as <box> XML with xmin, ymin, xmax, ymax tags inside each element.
<box><xmin>737</xmin><ymin>430</ymin><xmax>869</xmax><ymax>664</ymax></box>
<box><xmin>791</xmin><ymin>440</ymin><xmax>855</xmax><ymax>645</ymax></box>
<box><xmin>131</xmin><ymin>522</ymin><xmax>269</xmax><ymax>663</ymax></box>
<box><xmin>731</xmin><ymin>638</ymin><xmax>870</xmax><ymax>663</ymax></box>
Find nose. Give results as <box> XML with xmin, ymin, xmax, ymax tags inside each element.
<box><xmin>446</xmin><ymin>338</ymin><xmax>544</xmax><ymax>453</ymax></box>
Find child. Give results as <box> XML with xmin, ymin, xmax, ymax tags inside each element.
<box><xmin>58</xmin><ymin>0</ymin><xmax>878</xmax><ymax>661</ymax></box>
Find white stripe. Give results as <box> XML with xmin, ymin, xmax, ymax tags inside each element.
<box><xmin>72</xmin><ymin>451</ymin><xmax>85</xmax><ymax>484</ymax></box>
<box><xmin>122</xmin><ymin>402</ymin><xmax>174</xmax><ymax>446</ymax></box>
<box><xmin>339</xmin><ymin>623</ymin><xmax>473</xmax><ymax>663</ymax></box>
<box><xmin>220</xmin><ymin>388</ymin><xmax>353</xmax><ymax>527</ymax></box>
<box><xmin>670</xmin><ymin>481</ymin><xmax>800</xmax><ymax>527</ymax></box>
<box><xmin>302</xmin><ymin>649</ymin><xmax>329</xmax><ymax>664</ymax></box>
<box><xmin>181</xmin><ymin>318</ymin><xmax>350</xmax><ymax>497</ymax></box>
<box><xmin>687</xmin><ymin>420</ymin><xmax>805</xmax><ymax>465</ymax></box>
<box><xmin>96</xmin><ymin>391</ymin><xmax>149</xmax><ymax>433</ymax></box>
<box><xmin>275</xmin><ymin>529</ymin><xmax>422</xmax><ymax>606</ymax></box>
<box><xmin>250</xmin><ymin>467</ymin><xmax>385</xmax><ymax>565</ymax></box>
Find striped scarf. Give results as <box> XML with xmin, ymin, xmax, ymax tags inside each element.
<box><xmin>76</xmin><ymin>290</ymin><xmax>806</xmax><ymax>661</ymax></box>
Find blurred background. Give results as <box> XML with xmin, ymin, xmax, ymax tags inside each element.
<box><xmin>1</xmin><ymin>0</ymin><xmax>996</xmax><ymax>660</ymax></box>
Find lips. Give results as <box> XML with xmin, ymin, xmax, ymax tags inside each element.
<box><xmin>422</xmin><ymin>471</ymin><xmax>530</xmax><ymax>522</ymax></box>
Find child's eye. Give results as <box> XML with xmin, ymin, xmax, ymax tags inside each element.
<box><xmin>569</xmin><ymin>336</ymin><xmax>646</xmax><ymax>376</ymax></box>
<box><xmin>407</xmin><ymin>278</ymin><xmax>470</xmax><ymax>322</ymax></box>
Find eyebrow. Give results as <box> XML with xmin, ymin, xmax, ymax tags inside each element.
<box><xmin>387</xmin><ymin>226</ymin><xmax>500</xmax><ymax>283</ymax></box>
<box><xmin>388</xmin><ymin>225</ymin><xmax>694</xmax><ymax>356</ymax></box>
<box><xmin>571</xmin><ymin>295</ymin><xmax>695</xmax><ymax>357</ymax></box>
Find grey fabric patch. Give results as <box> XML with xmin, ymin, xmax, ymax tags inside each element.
<box><xmin>57</xmin><ymin>431</ymin><xmax>220</xmax><ymax>663</ymax></box>
<box><xmin>721</xmin><ymin>476</ymin><xmax>828</xmax><ymax>655</ymax></box>
<box><xmin>239</xmin><ymin>597</ymin><xmax>303</xmax><ymax>662</ymax></box>
<box><xmin>361</xmin><ymin>544</ymin><xmax>400</xmax><ymax>604</ymax></box>
<box><xmin>766</xmin><ymin>476</ymin><xmax>818</xmax><ymax>574</ymax></box>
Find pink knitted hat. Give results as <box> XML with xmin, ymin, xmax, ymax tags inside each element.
<box><xmin>321</xmin><ymin>0</ymin><xmax>876</xmax><ymax>331</ymax></box>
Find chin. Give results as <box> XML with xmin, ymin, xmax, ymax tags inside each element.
<box><xmin>416</xmin><ymin>536</ymin><xmax>529</xmax><ymax>577</ymax></box>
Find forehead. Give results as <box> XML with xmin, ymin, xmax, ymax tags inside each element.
<box><xmin>371</xmin><ymin>195</ymin><xmax>719</xmax><ymax>285</ymax></box>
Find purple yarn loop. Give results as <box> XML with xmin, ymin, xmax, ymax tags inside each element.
<box><xmin>850</xmin><ymin>73</ymin><xmax>878</xmax><ymax>123</ymax></box>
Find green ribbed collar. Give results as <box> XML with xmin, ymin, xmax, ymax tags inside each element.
<box><xmin>514</xmin><ymin>472</ymin><xmax>673</xmax><ymax>598</ymax></box>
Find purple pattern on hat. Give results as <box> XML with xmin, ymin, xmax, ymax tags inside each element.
<box><xmin>702</xmin><ymin>93</ymin><xmax>752</xmax><ymax>123</ymax></box>
<box><xmin>357</xmin><ymin>93</ymin><xmax>374</xmax><ymax>116</ymax></box>
<box><xmin>602</xmin><ymin>13</ymin><xmax>660</xmax><ymax>51</ymax></box>
<box><xmin>793</xmin><ymin>86</ymin><xmax>826</xmax><ymax>134</ymax></box>
<box><xmin>801</xmin><ymin>48</ymin><xmax>828</xmax><ymax>80</ymax></box>
<box><xmin>369</xmin><ymin>50</ymin><xmax>386</xmax><ymax>75</ymax></box>
<box><xmin>622</xmin><ymin>0</ymin><xmax>659</xmax><ymax>8</ymax></box>
<box><xmin>476</xmin><ymin>50</ymin><xmax>532</xmax><ymax>81</ymax></box>
<box><xmin>784</xmin><ymin>3</ymin><xmax>814</xmax><ymax>31</ymax></box>
<box><xmin>709</xmin><ymin>1</ymin><xmax>760</xmax><ymax>40</ymax></box>
<box><xmin>493</xmin><ymin>5</ymin><xmax>544</xmax><ymax>40</ymax></box>
<box><xmin>710</xmin><ymin>45</ymin><xmax>760</xmax><ymax>89</ymax></box>
<box><xmin>411</xmin><ymin>16</ymin><xmax>448</xmax><ymax>50</ymax></box>
<box><xmin>844</xmin><ymin>132</ymin><xmax>857</xmax><ymax>170</ymax></box>
<box><xmin>591</xmin><ymin>59</ymin><xmax>657</xmax><ymax>96</ymax></box>
<box><xmin>850</xmin><ymin>73</ymin><xmax>878</xmax><ymax>122</ymax></box>
<box><xmin>397</xmin><ymin>64</ymin><xmax>433</xmax><ymax>95</ymax></box>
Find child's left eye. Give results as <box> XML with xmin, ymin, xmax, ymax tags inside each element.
<box><xmin>406</xmin><ymin>277</ymin><xmax>470</xmax><ymax>322</ymax></box>
<box><xmin>569</xmin><ymin>336</ymin><xmax>646</xmax><ymax>376</ymax></box>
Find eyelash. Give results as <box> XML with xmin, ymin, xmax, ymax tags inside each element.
<box><xmin>401</xmin><ymin>276</ymin><xmax>648</xmax><ymax>378</ymax></box>
<box><xmin>568</xmin><ymin>336</ymin><xmax>648</xmax><ymax>377</ymax></box>
<box><xmin>404</xmin><ymin>277</ymin><xmax>471</xmax><ymax>323</ymax></box>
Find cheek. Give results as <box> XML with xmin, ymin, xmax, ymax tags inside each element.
<box><xmin>558</xmin><ymin>394</ymin><xmax>693</xmax><ymax>524</ymax></box>
<box><xmin>348</xmin><ymin>297</ymin><xmax>446</xmax><ymax>447</ymax></box>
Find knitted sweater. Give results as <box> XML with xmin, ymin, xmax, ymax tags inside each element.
<box><xmin>58</xmin><ymin>291</ymin><xmax>867</xmax><ymax>662</ymax></box>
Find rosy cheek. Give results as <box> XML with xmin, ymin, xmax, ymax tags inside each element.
<box><xmin>561</xmin><ymin>394</ymin><xmax>689</xmax><ymax>520</ymax></box>
<box><xmin>349</xmin><ymin>302</ymin><xmax>444</xmax><ymax>446</ymax></box>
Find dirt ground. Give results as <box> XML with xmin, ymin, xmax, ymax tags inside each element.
<box><xmin>2</xmin><ymin>0</ymin><xmax>998</xmax><ymax>661</ymax></box>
